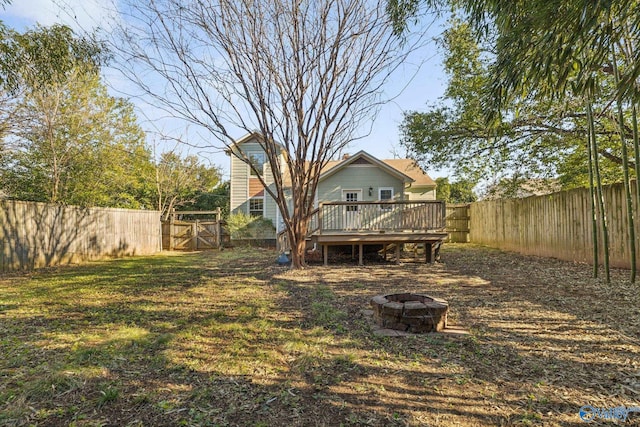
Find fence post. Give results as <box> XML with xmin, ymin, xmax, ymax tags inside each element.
<box><xmin>169</xmin><ymin>209</ymin><xmax>175</xmax><ymax>251</ymax></box>
<box><xmin>215</xmin><ymin>207</ymin><xmax>222</xmax><ymax>249</ymax></box>
<box><xmin>216</xmin><ymin>208</ymin><xmax>222</xmax><ymax>249</ymax></box>
<box><xmin>192</xmin><ymin>220</ymin><xmax>198</xmax><ymax>250</ymax></box>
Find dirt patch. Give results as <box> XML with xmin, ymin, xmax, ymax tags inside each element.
<box><xmin>272</xmin><ymin>244</ymin><xmax>640</xmax><ymax>426</ymax></box>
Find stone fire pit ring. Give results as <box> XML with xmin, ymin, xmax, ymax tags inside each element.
<box><xmin>370</xmin><ymin>293</ymin><xmax>448</xmax><ymax>333</ymax></box>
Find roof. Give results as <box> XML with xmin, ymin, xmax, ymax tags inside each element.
<box><xmin>319</xmin><ymin>151</ymin><xmax>415</xmax><ymax>183</ymax></box>
<box><xmin>320</xmin><ymin>155</ymin><xmax>435</xmax><ymax>188</ymax></box>
<box><xmin>225</xmin><ymin>132</ymin><xmax>286</xmax><ymax>155</ymax></box>
<box><xmin>229</xmin><ymin>132</ymin><xmax>436</xmax><ymax>189</ymax></box>
<box><xmin>379</xmin><ymin>158</ymin><xmax>436</xmax><ymax>188</ymax></box>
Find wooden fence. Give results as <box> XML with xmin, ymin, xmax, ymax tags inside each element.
<box><xmin>445</xmin><ymin>204</ymin><xmax>470</xmax><ymax>243</ymax></box>
<box><xmin>0</xmin><ymin>200</ymin><xmax>161</xmax><ymax>272</ymax></box>
<box><xmin>161</xmin><ymin>209</ymin><xmax>227</xmax><ymax>250</ymax></box>
<box><xmin>469</xmin><ymin>181</ymin><xmax>638</xmax><ymax>269</ymax></box>
<box><xmin>161</xmin><ymin>220</ymin><xmax>226</xmax><ymax>250</ymax></box>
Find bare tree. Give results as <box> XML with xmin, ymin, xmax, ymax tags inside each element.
<box><xmin>108</xmin><ymin>0</ymin><xmax>422</xmax><ymax>268</ymax></box>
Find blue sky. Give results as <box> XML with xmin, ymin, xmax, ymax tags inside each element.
<box><xmin>1</xmin><ymin>0</ymin><xmax>449</xmax><ymax>179</ymax></box>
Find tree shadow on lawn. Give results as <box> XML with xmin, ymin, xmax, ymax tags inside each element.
<box><xmin>270</xmin><ymin>244</ymin><xmax>640</xmax><ymax>426</ymax></box>
<box><xmin>1</xmin><ymin>248</ymin><xmax>479</xmax><ymax>426</ymax></box>
<box><xmin>2</xmin><ymin>245</ymin><xmax>639</xmax><ymax>426</ymax></box>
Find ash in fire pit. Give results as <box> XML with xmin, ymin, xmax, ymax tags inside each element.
<box><xmin>370</xmin><ymin>293</ymin><xmax>448</xmax><ymax>333</ymax></box>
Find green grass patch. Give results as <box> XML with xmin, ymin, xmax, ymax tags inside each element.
<box><xmin>0</xmin><ymin>249</ymin><xmax>365</xmax><ymax>425</ymax></box>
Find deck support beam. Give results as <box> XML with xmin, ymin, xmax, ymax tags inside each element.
<box><xmin>313</xmin><ymin>231</ymin><xmax>447</xmax><ymax>266</ymax></box>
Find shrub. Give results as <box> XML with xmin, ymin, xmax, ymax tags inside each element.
<box><xmin>226</xmin><ymin>212</ymin><xmax>275</xmax><ymax>239</ymax></box>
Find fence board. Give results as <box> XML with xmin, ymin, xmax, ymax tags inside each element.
<box><xmin>0</xmin><ymin>200</ymin><xmax>161</xmax><ymax>272</ymax></box>
<box><xmin>445</xmin><ymin>204</ymin><xmax>470</xmax><ymax>243</ymax></box>
<box><xmin>470</xmin><ymin>181</ymin><xmax>638</xmax><ymax>269</ymax></box>
<box><xmin>160</xmin><ymin>220</ymin><xmax>225</xmax><ymax>251</ymax></box>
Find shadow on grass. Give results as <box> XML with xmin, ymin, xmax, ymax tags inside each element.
<box><xmin>1</xmin><ymin>245</ymin><xmax>639</xmax><ymax>426</ymax></box>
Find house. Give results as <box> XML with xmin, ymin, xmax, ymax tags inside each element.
<box><xmin>227</xmin><ymin>132</ymin><xmax>437</xmax><ymax>235</ymax></box>
<box><xmin>227</xmin><ymin>132</ymin><xmax>447</xmax><ymax>265</ymax></box>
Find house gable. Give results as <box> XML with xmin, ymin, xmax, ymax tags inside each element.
<box><xmin>320</xmin><ymin>151</ymin><xmax>414</xmax><ymax>183</ymax></box>
<box><xmin>317</xmin><ymin>152</ymin><xmax>413</xmax><ymax>203</ymax></box>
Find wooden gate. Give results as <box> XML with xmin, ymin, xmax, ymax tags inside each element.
<box><xmin>445</xmin><ymin>204</ymin><xmax>470</xmax><ymax>243</ymax></box>
<box><xmin>161</xmin><ymin>209</ymin><xmax>227</xmax><ymax>251</ymax></box>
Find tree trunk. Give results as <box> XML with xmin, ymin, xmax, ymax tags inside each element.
<box><xmin>586</xmin><ymin>99</ymin><xmax>599</xmax><ymax>278</ymax></box>
<box><xmin>633</xmin><ymin>104</ymin><xmax>640</xmax><ymax>281</ymax></box>
<box><xmin>612</xmin><ymin>50</ymin><xmax>636</xmax><ymax>282</ymax></box>
<box><xmin>289</xmin><ymin>232</ymin><xmax>307</xmax><ymax>269</ymax></box>
<box><xmin>587</xmin><ymin>101</ymin><xmax>611</xmax><ymax>283</ymax></box>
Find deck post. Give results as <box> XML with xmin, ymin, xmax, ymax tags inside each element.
<box><xmin>359</xmin><ymin>244</ymin><xmax>363</xmax><ymax>265</ymax></box>
<box><xmin>425</xmin><ymin>243</ymin><xmax>433</xmax><ymax>263</ymax></box>
<box><xmin>395</xmin><ymin>243</ymin><xmax>400</xmax><ymax>264</ymax></box>
<box><xmin>323</xmin><ymin>244</ymin><xmax>328</xmax><ymax>266</ymax></box>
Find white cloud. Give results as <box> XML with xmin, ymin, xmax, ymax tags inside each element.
<box><xmin>2</xmin><ymin>0</ymin><xmax>115</xmax><ymax>32</ymax></box>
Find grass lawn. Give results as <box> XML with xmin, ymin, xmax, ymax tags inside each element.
<box><xmin>1</xmin><ymin>244</ymin><xmax>639</xmax><ymax>426</ymax></box>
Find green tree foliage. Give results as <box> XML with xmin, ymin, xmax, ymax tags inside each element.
<box><xmin>392</xmin><ymin>0</ymin><xmax>640</xmax><ymax>281</ymax></box>
<box><xmin>2</xmin><ymin>70</ymin><xmax>153</xmax><ymax>207</ymax></box>
<box><xmin>0</xmin><ymin>23</ymin><xmax>104</xmax><ymax>95</ymax></box>
<box><xmin>399</xmin><ymin>17</ymin><xmax>623</xmax><ymax>192</ymax></box>
<box><xmin>0</xmin><ymin>24</ymin><xmax>153</xmax><ymax>208</ymax></box>
<box><xmin>154</xmin><ymin>151</ymin><xmax>222</xmax><ymax>220</ymax></box>
<box><xmin>435</xmin><ymin>177</ymin><xmax>450</xmax><ymax>202</ymax></box>
<box><xmin>435</xmin><ymin>176</ymin><xmax>477</xmax><ymax>203</ymax></box>
<box><xmin>450</xmin><ymin>179</ymin><xmax>477</xmax><ymax>203</ymax></box>
<box><xmin>181</xmin><ymin>181</ymin><xmax>230</xmax><ymax>219</ymax></box>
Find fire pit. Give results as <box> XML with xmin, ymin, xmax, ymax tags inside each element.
<box><xmin>370</xmin><ymin>293</ymin><xmax>448</xmax><ymax>333</ymax></box>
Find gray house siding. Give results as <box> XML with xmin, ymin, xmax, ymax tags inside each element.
<box><xmin>317</xmin><ymin>165</ymin><xmax>405</xmax><ymax>203</ymax></box>
<box><xmin>229</xmin><ymin>151</ymin><xmax>249</xmax><ymax>214</ymax></box>
<box><xmin>229</xmin><ymin>139</ymin><xmax>280</xmax><ymax>236</ymax></box>
<box><xmin>405</xmin><ymin>187</ymin><xmax>436</xmax><ymax>200</ymax></box>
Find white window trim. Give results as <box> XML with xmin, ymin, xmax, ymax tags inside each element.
<box><xmin>379</xmin><ymin>187</ymin><xmax>394</xmax><ymax>210</ymax></box>
<box><xmin>248</xmin><ymin>196</ymin><xmax>265</xmax><ymax>217</ymax></box>
<box><xmin>247</xmin><ymin>152</ymin><xmax>265</xmax><ymax>177</ymax></box>
<box><xmin>342</xmin><ymin>189</ymin><xmax>362</xmax><ymax>202</ymax></box>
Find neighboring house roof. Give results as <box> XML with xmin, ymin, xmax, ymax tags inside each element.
<box><xmin>483</xmin><ymin>178</ymin><xmax>561</xmax><ymax>200</ymax></box>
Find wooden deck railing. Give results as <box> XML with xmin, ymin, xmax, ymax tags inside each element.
<box><xmin>276</xmin><ymin>201</ymin><xmax>445</xmax><ymax>252</ymax></box>
<box><xmin>314</xmin><ymin>200</ymin><xmax>445</xmax><ymax>233</ymax></box>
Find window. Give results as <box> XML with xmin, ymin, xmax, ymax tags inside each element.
<box><xmin>249</xmin><ymin>198</ymin><xmax>264</xmax><ymax>217</ymax></box>
<box><xmin>344</xmin><ymin>191</ymin><xmax>359</xmax><ymax>212</ymax></box>
<box><xmin>379</xmin><ymin>187</ymin><xmax>394</xmax><ymax>210</ymax></box>
<box><xmin>248</xmin><ymin>152</ymin><xmax>265</xmax><ymax>176</ymax></box>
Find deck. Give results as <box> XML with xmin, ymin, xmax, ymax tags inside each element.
<box><xmin>278</xmin><ymin>200</ymin><xmax>448</xmax><ymax>265</ymax></box>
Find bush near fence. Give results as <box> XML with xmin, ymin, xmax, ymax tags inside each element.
<box><xmin>0</xmin><ymin>200</ymin><xmax>161</xmax><ymax>272</ymax></box>
<box><xmin>469</xmin><ymin>181</ymin><xmax>637</xmax><ymax>269</ymax></box>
